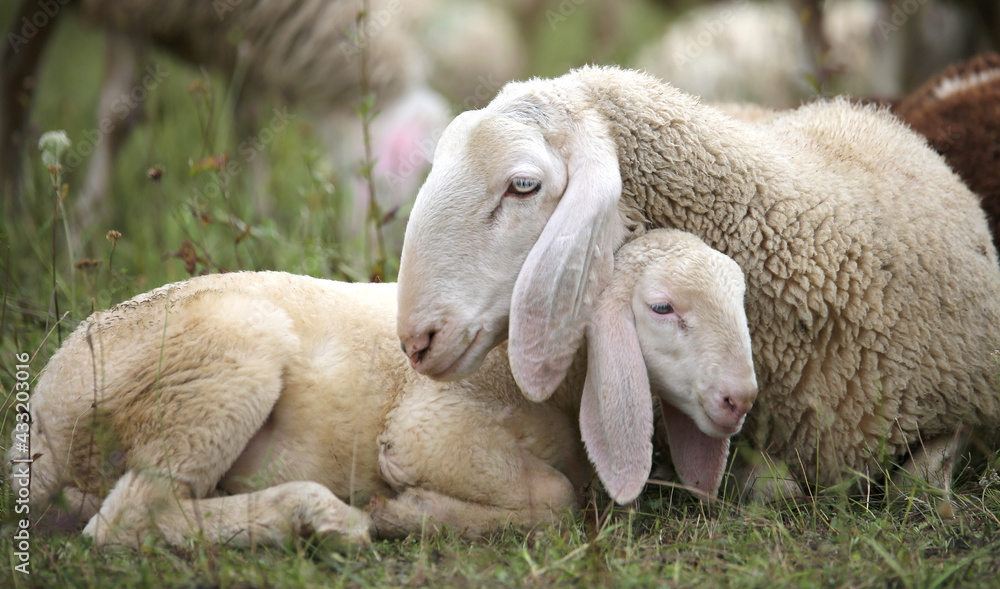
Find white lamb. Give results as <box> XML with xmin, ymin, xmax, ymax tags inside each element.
<box><xmin>396</xmin><ymin>65</ymin><xmax>1000</xmax><ymax>499</ymax></box>
<box><xmin>11</xmin><ymin>228</ymin><xmax>756</xmax><ymax>548</ymax></box>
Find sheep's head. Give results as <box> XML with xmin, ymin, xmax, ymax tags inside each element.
<box><xmin>398</xmin><ymin>79</ymin><xmax>626</xmax><ymax>398</ymax></box>
<box><xmin>626</xmin><ymin>232</ymin><xmax>756</xmax><ymax>439</ymax></box>
<box><xmin>580</xmin><ymin>229</ymin><xmax>757</xmax><ymax>501</ymax></box>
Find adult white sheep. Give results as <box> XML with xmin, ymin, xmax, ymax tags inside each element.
<box><xmin>396</xmin><ymin>65</ymin><xmax>1000</xmax><ymax>496</ymax></box>
<box><xmin>11</xmin><ymin>228</ymin><xmax>755</xmax><ymax>548</ymax></box>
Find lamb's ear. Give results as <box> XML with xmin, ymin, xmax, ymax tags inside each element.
<box><xmin>660</xmin><ymin>401</ymin><xmax>730</xmax><ymax>499</ymax></box>
<box><xmin>509</xmin><ymin>126</ymin><xmax>622</xmax><ymax>402</ymax></box>
<box><xmin>579</xmin><ymin>297</ymin><xmax>654</xmax><ymax>503</ymax></box>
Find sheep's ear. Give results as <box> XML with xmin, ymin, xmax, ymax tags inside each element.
<box><xmin>509</xmin><ymin>129</ymin><xmax>622</xmax><ymax>401</ymax></box>
<box><xmin>579</xmin><ymin>298</ymin><xmax>653</xmax><ymax>504</ymax></box>
<box><xmin>661</xmin><ymin>401</ymin><xmax>730</xmax><ymax>499</ymax></box>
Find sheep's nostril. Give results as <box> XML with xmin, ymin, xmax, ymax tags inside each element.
<box><xmin>401</xmin><ymin>331</ymin><xmax>434</xmax><ymax>367</ymax></box>
<box><xmin>723</xmin><ymin>394</ymin><xmax>754</xmax><ymax>419</ymax></box>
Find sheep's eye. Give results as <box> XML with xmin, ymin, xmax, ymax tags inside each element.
<box><xmin>506</xmin><ymin>177</ymin><xmax>541</xmax><ymax>196</ymax></box>
<box><xmin>650</xmin><ymin>302</ymin><xmax>674</xmax><ymax>315</ymax></box>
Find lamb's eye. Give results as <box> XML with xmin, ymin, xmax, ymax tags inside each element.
<box><xmin>650</xmin><ymin>302</ymin><xmax>674</xmax><ymax>315</ymax></box>
<box><xmin>506</xmin><ymin>177</ymin><xmax>541</xmax><ymax>196</ymax></box>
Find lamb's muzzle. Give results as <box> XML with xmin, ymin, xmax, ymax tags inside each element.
<box><xmin>708</xmin><ymin>380</ymin><xmax>757</xmax><ymax>435</ymax></box>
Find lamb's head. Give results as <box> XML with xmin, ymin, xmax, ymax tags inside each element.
<box><xmin>398</xmin><ymin>73</ymin><xmax>627</xmax><ymax>397</ymax></box>
<box><xmin>582</xmin><ymin>229</ymin><xmax>757</xmax><ymax>502</ymax></box>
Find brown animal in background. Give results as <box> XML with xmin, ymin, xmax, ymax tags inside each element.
<box><xmin>891</xmin><ymin>53</ymin><xmax>1000</xmax><ymax>251</ymax></box>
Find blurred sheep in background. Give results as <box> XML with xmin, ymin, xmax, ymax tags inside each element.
<box><xmin>1</xmin><ymin>0</ymin><xmax>528</xmax><ymax>252</ymax></box>
<box><xmin>635</xmin><ymin>0</ymin><xmax>992</xmax><ymax>107</ymax></box>
<box><xmin>4</xmin><ymin>0</ymin><xmax>996</xmax><ymax>258</ymax></box>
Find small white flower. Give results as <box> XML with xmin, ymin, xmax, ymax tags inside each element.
<box><xmin>979</xmin><ymin>470</ymin><xmax>1000</xmax><ymax>489</ymax></box>
<box><xmin>38</xmin><ymin>130</ymin><xmax>71</xmax><ymax>168</ymax></box>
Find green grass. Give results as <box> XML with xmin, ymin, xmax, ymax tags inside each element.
<box><xmin>2</xmin><ymin>483</ymin><xmax>999</xmax><ymax>588</ymax></box>
<box><xmin>2</xmin><ymin>3</ymin><xmax>1000</xmax><ymax>588</ymax></box>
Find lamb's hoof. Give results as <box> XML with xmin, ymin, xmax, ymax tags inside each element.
<box><xmin>83</xmin><ymin>515</ymin><xmax>143</xmax><ymax>551</ymax></box>
<box><xmin>306</xmin><ymin>507</ymin><xmax>373</xmax><ymax>551</ymax></box>
<box><xmin>367</xmin><ymin>494</ymin><xmax>409</xmax><ymax>540</ymax></box>
<box><xmin>81</xmin><ymin>516</ymin><xmax>106</xmax><ymax>546</ymax></box>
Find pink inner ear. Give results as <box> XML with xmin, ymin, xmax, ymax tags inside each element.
<box><xmin>578</xmin><ymin>302</ymin><xmax>654</xmax><ymax>504</ymax></box>
<box><xmin>660</xmin><ymin>401</ymin><xmax>730</xmax><ymax>499</ymax></box>
<box><xmin>508</xmin><ymin>123</ymin><xmax>623</xmax><ymax>402</ymax></box>
<box><xmin>509</xmin><ymin>196</ymin><xmax>616</xmax><ymax>402</ymax></box>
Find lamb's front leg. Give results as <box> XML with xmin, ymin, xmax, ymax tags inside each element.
<box><xmin>373</xmin><ymin>382</ymin><xmax>582</xmax><ymax>538</ymax></box>
<box><xmin>84</xmin><ymin>471</ymin><xmax>372</xmax><ymax>548</ymax></box>
<box><xmin>370</xmin><ymin>458</ymin><xmax>576</xmax><ymax>539</ymax></box>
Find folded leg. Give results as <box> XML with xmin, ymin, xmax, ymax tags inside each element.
<box><xmin>373</xmin><ymin>381</ymin><xmax>582</xmax><ymax>538</ymax></box>
<box><xmin>84</xmin><ymin>471</ymin><xmax>371</xmax><ymax>547</ymax></box>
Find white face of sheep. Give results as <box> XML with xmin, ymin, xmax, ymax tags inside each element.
<box><xmin>579</xmin><ymin>230</ymin><xmax>757</xmax><ymax>501</ymax></box>
<box><xmin>398</xmin><ymin>91</ymin><xmax>625</xmax><ymax>397</ymax></box>
<box><xmin>632</xmin><ymin>251</ymin><xmax>756</xmax><ymax>438</ymax></box>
